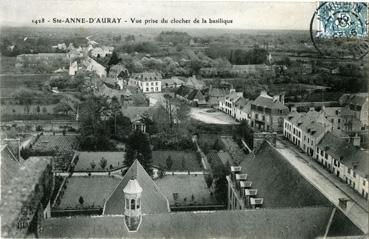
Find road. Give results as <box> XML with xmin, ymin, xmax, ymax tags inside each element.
<box><xmin>275</xmin><ymin>138</ymin><xmax>368</xmax><ymax>234</ymax></box>
<box><xmin>190</xmin><ymin>108</ymin><xmax>238</xmax><ymax>125</ymax></box>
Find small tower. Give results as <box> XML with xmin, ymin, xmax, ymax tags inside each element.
<box><xmin>123</xmin><ymin>177</ymin><xmax>143</xmax><ymax>231</ymax></box>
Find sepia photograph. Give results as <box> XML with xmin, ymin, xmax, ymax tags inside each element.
<box><xmin>0</xmin><ymin>0</ymin><xmax>368</xmax><ymax>238</ymax></box>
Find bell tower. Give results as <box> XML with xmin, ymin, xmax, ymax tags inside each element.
<box><xmin>123</xmin><ymin>177</ymin><xmax>143</xmax><ymax>231</ymax></box>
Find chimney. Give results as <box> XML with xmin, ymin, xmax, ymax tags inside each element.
<box><xmin>244</xmin><ymin>189</ymin><xmax>258</xmax><ymax>208</ymax></box>
<box><xmin>231</xmin><ymin>166</ymin><xmax>241</xmax><ymax>183</ymax></box>
<box><xmin>260</xmin><ymin>90</ymin><xmax>268</xmax><ymax>97</ymax></box>
<box><xmin>250</xmin><ymin>197</ymin><xmax>264</xmax><ymax>209</ymax></box>
<box><xmin>353</xmin><ymin>133</ymin><xmax>361</xmax><ymax>147</ymax></box>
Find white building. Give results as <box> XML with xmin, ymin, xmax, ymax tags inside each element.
<box><xmin>219</xmin><ymin>90</ymin><xmax>243</xmax><ymax>117</ymax></box>
<box><xmin>130</xmin><ymin>72</ymin><xmax>162</xmax><ymax>93</ymax></box>
<box><xmin>316</xmin><ymin>132</ymin><xmax>368</xmax><ymax>199</ymax></box>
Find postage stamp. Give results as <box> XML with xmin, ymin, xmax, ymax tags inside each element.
<box><xmin>315</xmin><ymin>2</ymin><xmax>367</xmax><ymax>38</ymax></box>
<box><xmin>310</xmin><ymin>2</ymin><xmax>369</xmax><ymax>58</ymax></box>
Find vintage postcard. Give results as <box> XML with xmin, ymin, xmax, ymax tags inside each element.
<box><xmin>0</xmin><ymin>0</ymin><xmax>368</xmax><ymax>238</ymax></box>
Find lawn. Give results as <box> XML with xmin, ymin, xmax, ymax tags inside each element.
<box><xmin>57</xmin><ymin>176</ymin><xmax>120</xmax><ymax>209</ymax></box>
<box><xmin>155</xmin><ymin>174</ymin><xmax>216</xmax><ymax>206</ymax></box>
<box><xmin>32</xmin><ymin>135</ymin><xmax>79</xmax><ymax>153</ymax></box>
<box><xmin>74</xmin><ymin>152</ymin><xmax>125</xmax><ymax>172</ymax></box>
<box><xmin>152</xmin><ymin>150</ymin><xmax>202</xmax><ymax>172</ymax></box>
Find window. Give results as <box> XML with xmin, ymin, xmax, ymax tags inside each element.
<box><xmin>320</xmin><ymin>150</ymin><xmax>323</xmax><ymax>156</ymax></box>
<box><xmin>137</xmin><ymin>198</ymin><xmax>140</xmax><ymax>209</ymax></box>
<box><xmin>325</xmin><ymin>152</ymin><xmax>328</xmax><ymax>159</ymax></box>
<box><xmin>353</xmin><ymin>171</ymin><xmax>356</xmax><ymax>178</ymax></box>
<box><xmin>155</xmin><ymin>87</ymin><xmax>158</xmax><ymax>91</ymax></box>
<box><xmin>155</xmin><ymin>82</ymin><xmax>158</xmax><ymax>85</ymax></box>
<box><xmin>308</xmin><ymin>138</ymin><xmax>310</xmax><ymax>143</ymax></box>
<box><xmin>131</xmin><ymin>199</ymin><xmax>135</xmax><ymax>210</ymax></box>
<box><xmin>364</xmin><ymin>180</ymin><xmax>366</xmax><ymax>186</ymax></box>
<box><xmin>348</xmin><ymin>168</ymin><xmax>351</xmax><ymax>174</ymax></box>
<box><xmin>146</xmin><ymin>88</ymin><xmax>149</xmax><ymax>91</ymax></box>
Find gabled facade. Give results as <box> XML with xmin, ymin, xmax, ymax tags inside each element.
<box><xmin>250</xmin><ymin>91</ymin><xmax>289</xmax><ymax>132</ymax></box>
<box><xmin>219</xmin><ymin>90</ymin><xmax>243</xmax><ymax>117</ymax></box>
<box><xmin>131</xmin><ymin>72</ymin><xmax>162</xmax><ymax>93</ymax></box>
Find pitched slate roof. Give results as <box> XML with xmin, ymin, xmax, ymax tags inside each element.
<box><xmin>103</xmin><ymin>160</ymin><xmax>170</xmax><ymax>215</ymax></box>
<box><xmin>1</xmin><ymin>157</ymin><xmax>50</xmax><ymax>238</ymax></box>
<box><xmin>1</xmin><ymin>144</ymin><xmax>22</xmax><ymax>188</ymax></box>
<box><xmin>239</xmin><ymin>142</ymin><xmax>331</xmax><ymax>208</ymax></box>
<box><xmin>252</xmin><ymin>95</ymin><xmax>288</xmax><ymax>110</ymax></box>
<box><xmin>40</xmin><ymin>207</ymin><xmax>333</xmax><ymax>239</ymax></box>
<box><xmin>317</xmin><ymin>132</ymin><xmax>368</xmax><ymax>178</ymax></box>
<box><xmin>339</xmin><ymin>93</ymin><xmax>368</xmax><ymax>107</ymax></box>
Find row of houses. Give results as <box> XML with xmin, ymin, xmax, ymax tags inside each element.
<box><xmin>219</xmin><ymin>90</ymin><xmax>289</xmax><ymax>132</ymax></box>
<box><xmin>283</xmin><ymin>108</ymin><xmax>368</xmax><ymax>199</ymax></box>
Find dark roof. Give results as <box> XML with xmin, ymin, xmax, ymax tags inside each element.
<box><xmin>176</xmin><ymin>85</ymin><xmax>205</xmax><ymax>102</ymax></box>
<box><xmin>103</xmin><ymin>160</ymin><xmax>170</xmax><ymax>215</ymax></box>
<box><xmin>1</xmin><ymin>157</ymin><xmax>51</xmax><ymax>237</ymax></box>
<box><xmin>317</xmin><ymin>132</ymin><xmax>368</xmax><ymax>178</ymax></box>
<box><xmin>1</xmin><ymin>145</ymin><xmax>22</xmax><ymax>188</ymax></box>
<box><xmin>252</xmin><ymin>95</ymin><xmax>288</xmax><ymax>110</ymax></box>
<box><xmin>41</xmin><ymin>207</ymin><xmax>333</xmax><ymax>238</ymax></box>
<box><xmin>239</xmin><ymin>142</ymin><xmax>331</xmax><ymax>208</ymax></box>
<box><xmin>339</xmin><ymin>93</ymin><xmax>368</xmax><ymax>106</ymax></box>
<box><xmin>132</xmin><ymin>72</ymin><xmax>162</xmax><ymax>81</ymax></box>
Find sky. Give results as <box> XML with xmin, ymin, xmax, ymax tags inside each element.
<box><xmin>0</xmin><ymin>0</ymin><xmax>319</xmax><ymax>30</ymax></box>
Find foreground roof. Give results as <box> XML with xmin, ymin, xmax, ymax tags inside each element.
<box><xmin>103</xmin><ymin>160</ymin><xmax>170</xmax><ymax>215</ymax></box>
<box><xmin>240</xmin><ymin>142</ymin><xmax>331</xmax><ymax>208</ymax></box>
<box><xmin>41</xmin><ymin>207</ymin><xmax>333</xmax><ymax>238</ymax></box>
<box><xmin>1</xmin><ymin>157</ymin><xmax>51</xmax><ymax>237</ymax></box>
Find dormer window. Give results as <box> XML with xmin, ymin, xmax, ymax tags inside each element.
<box><xmin>131</xmin><ymin>199</ymin><xmax>135</xmax><ymax>209</ymax></box>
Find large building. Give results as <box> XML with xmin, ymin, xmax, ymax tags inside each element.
<box><xmin>249</xmin><ymin>91</ymin><xmax>289</xmax><ymax>132</ymax></box>
<box><xmin>131</xmin><ymin>72</ymin><xmax>162</xmax><ymax>93</ymax></box>
<box><xmin>339</xmin><ymin>93</ymin><xmax>368</xmax><ymax>131</ymax></box>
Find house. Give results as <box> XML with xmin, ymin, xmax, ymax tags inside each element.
<box><xmin>69</xmin><ymin>61</ymin><xmax>78</xmax><ymax>76</ymax></box>
<box><xmin>250</xmin><ymin>91</ymin><xmax>289</xmax><ymax>132</ymax></box>
<box><xmin>284</xmin><ymin>108</ymin><xmax>331</xmax><ymax>156</ymax></box>
<box><xmin>234</xmin><ymin>97</ymin><xmax>252</xmax><ymax>123</ymax></box>
<box><xmin>108</xmin><ymin>64</ymin><xmax>129</xmax><ymax>79</ymax></box>
<box><xmin>316</xmin><ymin>132</ymin><xmax>368</xmax><ymax>199</ymax></box>
<box><xmin>185</xmin><ymin>75</ymin><xmax>205</xmax><ymax>90</ymax></box>
<box><xmin>40</xmin><ymin>158</ymin><xmax>363</xmax><ymax>238</ymax></box>
<box><xmin>218</xmin><ymin>90</ymin><xmax>243</xmax><ymax>117</ymax></box>
<box><xmin>175</xmin><ymin>85</ymin><xmax>206</xmax><ymax>107</ymax></box>
<box><xmin>130</xmin><ymin>72</ymin><xmax>162</xmax><ymax>93</ymax></box>
<box><xmin>82</xmin><ymin>57</ymin><xmax>106</xmax><ymax>78</ymax></box>
<box><xmin>207</xmin><ymin>86</ymin><xmax>230</xmax><ymax>107</ymax></box>
<box><xmin>90</xmin><ymin>46</ymin><xmax>114</xmax><ymax>58</ymax></box>
<box><xmin>161</xmin><ymin>77</ymin><xmax>184</xmax><ymax>89</ymax></box>
<box><xmin>339</xmin><ymin>93</ymin><xmax>368</xmax><ymax>131</ymax></box>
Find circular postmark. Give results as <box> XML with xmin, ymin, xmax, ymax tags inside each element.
<box><xmin>310</xmin><ymin>2</ymin><xmax>368</xmax><ymax>59</ymax></box>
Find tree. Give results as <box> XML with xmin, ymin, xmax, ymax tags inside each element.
<box><xmin>205</xmin><ymin>174</ymin><xmax>214</xmax><ymax>188</ymax></box>
<box><xmin>166</xmin><ymin>155</ymin><xmax>173</xmax><ymax>170</ymax></box>
<box><xmin>125</xmin><ymin>130</ymin><xmax>153</xmax><ymax>175</ymax></box>
<box><xmin>90</xmin><ymin>161</ymin><xmax>96</xmax><ymax>169</ymax></box>
<box><xmin>78</xmin><ymin>196</ymin><xmax>84</xmax><ymax>205</ymax></box>
<box><xmin>36</xmin><ymin>105</ymin><xmax>41</xmax><ymax>115</ymax></box>
<box><xmin>99</xmin><ymin>157</ymin><xmax>107</xmax><ymax>169</ymax></box>
<box><xmin>78</xmin><ymin>95</ymin><xmax>114</xmax><ymax>151</ymax></box>
<box><xmin>42</xmin><ymin>106</ymin><xmax>47</xmax><ymax>114</ymax></box>
<box><xmin>214</xmin><ymin>167</ymin><xmax>229</xmax><ymax>204</ymax></box>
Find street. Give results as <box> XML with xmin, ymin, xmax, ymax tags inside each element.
<box><xmin>275</xmin><ymin>137</ymin><xmax>368</xmax><ymax>234</ymax></box>
<box><xmin>190</xmin><ymin>108</ymin><xmax>238</xmax><ymax>125</ymax></box>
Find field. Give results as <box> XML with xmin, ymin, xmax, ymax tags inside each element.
<box><xmin>57</xmin><ymin>176</ymin><xmax>120</xmax><ymax>209</ymax></box>
<box><xmin>152</xmin><ymin>150</ymin><xmax>202</xmax><ymax>171</ymax></box>
<box><xmin>74</xmin><ymin>152</ymin><xmax>125</xmax><ymax>171</ymax></box>
<box><xmin>155</xmin><ymin>174</ymin><xmax>216</xmax><ymax>206</ymax></box>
